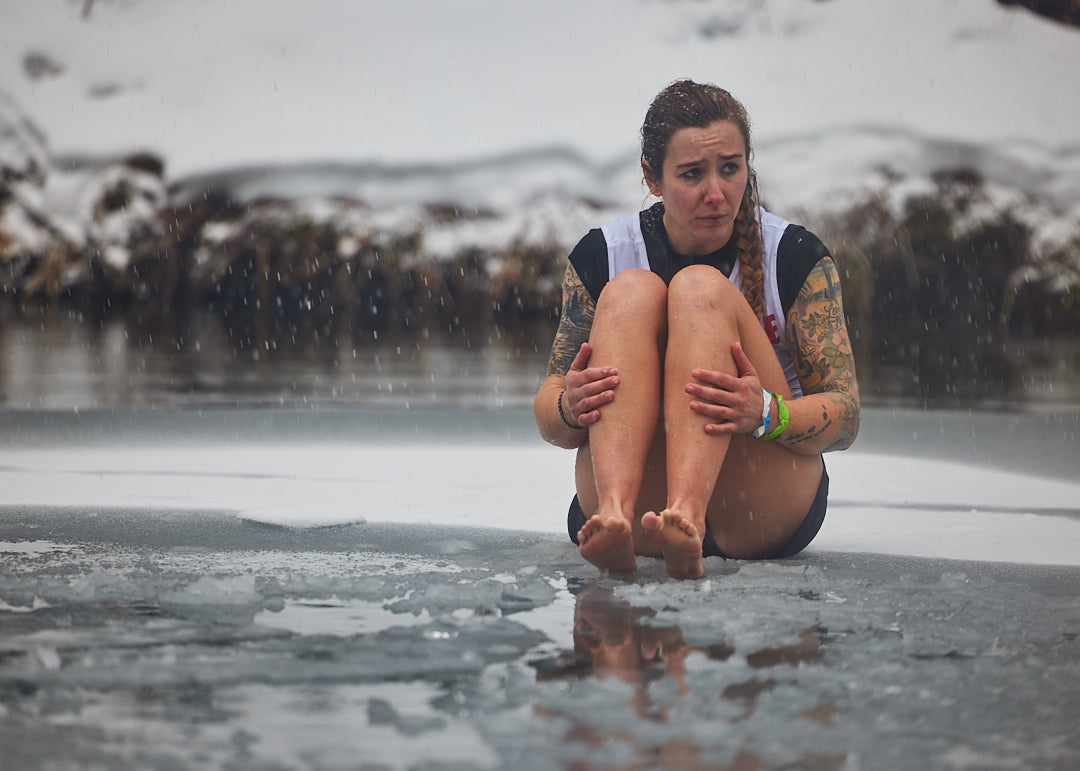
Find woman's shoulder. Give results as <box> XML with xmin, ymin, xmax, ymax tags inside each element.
<box><xmin>570</xmin><ymin>226</ymin><xmax>607</xmax><ymax>254</ymax></box>
<box><xmin>567</xmin><ymin>227</ymin><xmax>609</xmax><ymax>301</ymax></box>
<box><xmin>769</xmin><ymin>214</ymin><xmax>832</xmax><ymax>313</ymax></box>
<box><xmin>758</xmin><ymin>208</ymin><xmax>828</xmax><ymax>261</ymax></box>
<box><xmin>777</xmin><ymin>223</ymin><xmax>830</xmax><ymax>265</ymax></box>
<box><xmin>569</xmin><ymin>205</ymin><xmax>664</xmax><ymax>300</ymax></box>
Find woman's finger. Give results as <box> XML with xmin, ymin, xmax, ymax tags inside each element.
<box><xmin>731</xmin><ymin>341</ymin><xmax>757</xmax><ymax>379</ymax></box>
<box><xmin>686</xmin><ymin>381</ymin><xmax>739</xmax><ymax>408</ymax></box>
<box><xmin>690</xmin><ymin>368</ymin><xmax>740</xmax><ymax>390</ymax></box>
<box><xmin>578</xmin><ymin>372</ymin><xmax>620</xmax><ymax>396</ymax></box>
<box><xmin>570</xmin><ymin>342</ymin><xmax>593</xmax><ymax>372</ymax></box>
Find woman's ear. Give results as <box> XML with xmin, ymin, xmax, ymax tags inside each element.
<box><xmin>642</xmin><ymin>161</ymin><xmax>662</xmax><ymax>198</ymax></box>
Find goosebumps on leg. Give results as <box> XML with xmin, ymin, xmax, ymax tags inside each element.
<box><xmin>578</xmin><ymin>514</ymin><xmax>637</xmax><ymax>574</ymax></box>
<box><xmin>641</xmin><ymin>509</ymin><xmax>704</xmax><ymax>578</ymax></box>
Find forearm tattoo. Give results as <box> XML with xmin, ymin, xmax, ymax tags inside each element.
<box><xmin>788</xmin><ymin>256</ymin><xmax>860</xmax><ymax>452</ymax></box>
<box><xmin>546</xmin><ymin>263</ymin><xmax>595</xmax><ymax>376</ymax></box>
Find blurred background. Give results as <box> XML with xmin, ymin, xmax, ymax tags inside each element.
<box><xmin>2</xmin><ymin>0</ymin><xmax>1078</xmax><ymax>413</ymax></box>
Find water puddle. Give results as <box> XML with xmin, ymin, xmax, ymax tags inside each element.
<box><xmin>254</xmin><ymin>597</ymin><xmax>431</xmax><ymax>636</ymax></box>
<box><xmin>0</xmin><ymin>540</ymin><xmax>79</xmax><ymax>554</ymax></box>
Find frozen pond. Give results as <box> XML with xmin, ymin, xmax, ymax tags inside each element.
<box><xmin>1</xmin><ymin>313</ymin><xmax>1079</xmax><ymax>769</ymax></box>
<box><xmin>3</xmin><ymin>309</ymin><xmax>1080</xmax><ymax>413</ymax></box>
<box><xmin>0</xmin><ymin>310</ymin><xmax>552</xmax><ymax>412</ymax></box>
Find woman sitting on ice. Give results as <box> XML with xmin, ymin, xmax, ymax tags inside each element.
<box><xmin>534</xmin><ymin>79</ymin><xmax>860</xmax><ymax>578</ymax></box>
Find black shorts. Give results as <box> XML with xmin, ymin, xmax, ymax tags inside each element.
<box><xmin>566</xmin><ymin>463</ymin><xmax>829</xmax><ymax>560</ymax></box>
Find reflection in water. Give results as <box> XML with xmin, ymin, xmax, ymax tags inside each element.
<box><xmin>745</xmin><ymin>626</ymin><xmax>822</xmax><ymax>669</ymax></box>
<box><xmin>531</xmin><ymin>584</ymin><xmax>844</xmax><ymax>771</ymax></box>
<box><xmin>2</xmin><ymin>305</ymin><xmax>1078</xmax><ymax>411</ymax></box>
<box><xmin>0</xmin><ymin>307</ymin><xmax>552</xmax><ymax>409</ymax></box>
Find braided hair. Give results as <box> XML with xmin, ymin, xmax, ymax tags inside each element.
<box><xmin>640</xmin><ymin>80</ymin><xmax>765</xmax><ymax>318</ymax></box>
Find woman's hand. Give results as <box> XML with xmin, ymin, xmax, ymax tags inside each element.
<box><xmin>563</xmin><ymin>342</ymin><xmax>620</xmax><ymax>427</ymax></box>
<box><xmin>685</xmin><ymin>342</ymin><xmax>766</xmax><ymax>435</ymax></box>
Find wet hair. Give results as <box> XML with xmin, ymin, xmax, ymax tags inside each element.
<box><xmin>641</xmin><ymin>79</ymin><xmax>765</xmax><ymax>317</ymax></box>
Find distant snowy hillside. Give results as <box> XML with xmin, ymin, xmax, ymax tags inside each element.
<box><xmin>0</xmin><ymin>0</ymin><xmax>1078</xmax><ymax>337</ymax></box>
<box><xmin>3</xmin><ymin>0</ymin><xmax>1079</xmax><ymax>213</ymax></box>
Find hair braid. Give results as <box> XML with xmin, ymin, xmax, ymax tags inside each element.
<box><xmin>732</xmin><ymin>169</ymin><xmax>765</xmax><ymax>318</ymax></box>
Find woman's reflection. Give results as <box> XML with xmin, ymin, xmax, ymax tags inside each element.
<box><xmin>571</xmin><ymin>583</ymin><xmax>733</xmax><ymax>698</ymax></box>
<box><xmin>533</xmin><ymin>583</ymin><xmax>735</xmax><ymax>770</ymax></box>
<box><xmin>532</xmin><ymin>583</ymin><xmax>828</xmax><ymax>771</ymax></box>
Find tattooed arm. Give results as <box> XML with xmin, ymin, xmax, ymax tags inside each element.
<box><xmin>534</xmin><ymin>262</ymin><xmax>598</xmax><ymax>449</ymax></box>
<box><xmin>774</xmin><ymin>255</ymin><xmax>861</xmax><ymax>455</ymax></box>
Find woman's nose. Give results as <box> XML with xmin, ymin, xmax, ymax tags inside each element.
<box><xmin>702</xmin><ymin>174</ymin><xmax>723</xmax><ymax>203</ymax></box>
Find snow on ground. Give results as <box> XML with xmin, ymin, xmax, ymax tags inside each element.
<box><xmin>2</xmin><ymin>0</ymin><xmax>1079</xmax><ymax>216</ymax></box>
<box><xmin>1</xmin><ymin>440</ymin><xmax>1078</xmax><ymax>567</ymax></box>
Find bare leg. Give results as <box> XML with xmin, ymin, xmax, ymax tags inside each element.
<box><xmin>643</xmin><ymin>265</ymin><xmax>804</xmax><ymax>576</ymax></box>
<box><xmin>639</xmin><ymin>267</ymin><xmax>737</xmax><ymax>576</ymax></box>
<box><xmin>576</xmin><ymin>270</ymin><xmax>667</xmax><ymax>573</ymax></box>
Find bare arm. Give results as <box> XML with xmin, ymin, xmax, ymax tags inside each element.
<box><xmin>776</xmin><ymin>255</ymin><xmax>861</xmax><ymax>454</ymax></box>
<box><xmin>534</xmin><ymin>263</ymin><xmax>597</xmax><ymax>449</ymax></box>
<box><xmin>545</xmin><ymin>263</ymin><xmax>594</xmax><ymax>378</ymax></box>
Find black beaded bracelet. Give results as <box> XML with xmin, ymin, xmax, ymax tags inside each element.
<box><xmin>557</xmin><ymin>389</ymin><xmax>584</xmax><ymax>429</ymax></box>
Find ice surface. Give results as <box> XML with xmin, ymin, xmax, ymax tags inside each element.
<box><xmin>238</xmin><ymin>504</ymin><xmax>368</xmax><ymax>529</ymax></box>
<box><xmin>0</xmin><ymin>406</ymin><xmax>1078</xmax><ymax>768</ymax></box>
<box><xmin>1</xmin><ymin>434</ymin><xmax>1078</xmax><ymax>565</ymax></box>
<box><xmin>3</xmin><ymin>514</ymin><xmax>1076</xmax><ymax>770</ymax></box>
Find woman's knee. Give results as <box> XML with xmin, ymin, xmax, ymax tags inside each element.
<box><xmin>668</xmin><ymin>265</ymin><xmax>742</xmax><ymax>310</ymax></box>
<box><xmin>596</xmin><ymin>269</ymin><xmax>667</xmax><ymax>319</ymax></box>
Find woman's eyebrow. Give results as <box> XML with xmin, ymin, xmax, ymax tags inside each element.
<box><xmin>674</xmin><ymin>152</ymin><xmax>744</xmax><ymax>169</ymax></box>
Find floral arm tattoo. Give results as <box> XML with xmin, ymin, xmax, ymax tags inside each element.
<box><xmin>546</xmin><ymin>263</ymin><xmax>595</xmax><ymax>377</ymax></box>
<box><xmin>785</xmin><ymin>256</ymin><xmax>861</xmax><ymax>453</ymax></box>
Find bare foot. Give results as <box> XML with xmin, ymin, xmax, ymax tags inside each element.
<box><xmin>641</xmin><ymin>510</ymin><xmax>704</xmax><ymax>578</ymax></box>
<box><xmin>578</xmin><ymin>514</ymin><xmax>636</xmax><ymax>574</ymax></box>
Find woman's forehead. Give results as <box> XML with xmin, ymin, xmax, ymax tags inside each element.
<box><xmin>666</xmin><ymin>120</ymin><xmax>745</xmax><ymax>160</ymax></box>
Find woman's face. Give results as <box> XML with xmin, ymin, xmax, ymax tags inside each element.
<box><xmin>645</xmin><ymin>119</ymin><xmax>749</xmax><ymax>256</ymax></box>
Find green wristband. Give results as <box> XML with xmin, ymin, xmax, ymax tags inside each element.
<box><xmin>761</xmin><ymin>392</ymin><xmax>788</xmax><ymax>440</ymax></box>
